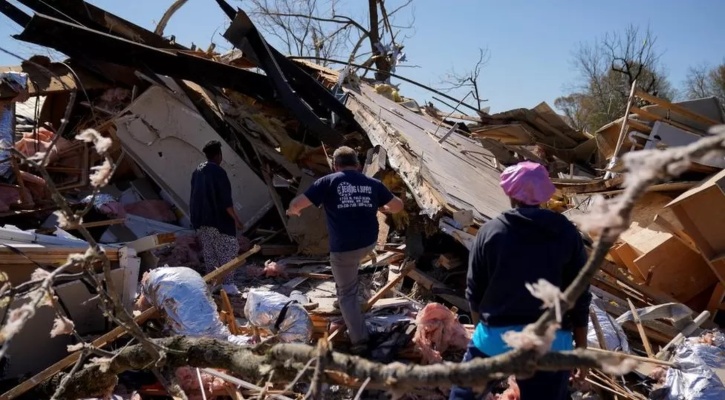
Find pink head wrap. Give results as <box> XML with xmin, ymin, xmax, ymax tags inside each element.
<box><xmin>499</xmin><ymin>161</ymin><xmax>555</xmax><ymax>205</ymax></box>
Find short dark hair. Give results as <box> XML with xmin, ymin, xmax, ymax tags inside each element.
<box><xmin>332</xmin><ymin>146</ymin><xmax>359</xmax><ymax>168</ymax></box>
<box><xmin>202</xmin><ymin>140</ymin><xmax>222</xmax><ymax>159</ymax></box>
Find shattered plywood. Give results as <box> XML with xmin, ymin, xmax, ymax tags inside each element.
<box><xmin>633</xmin><ymin>236</ymin><xmax>715</xmax><ymax>302</ymax></box>
<box><xmin>344</xmin><ymin>84</ymin><xmax>510</xmax><ymax>224</ymax></box>
<box><xmin>113</xmin><ymin>86</ymin><xmax>273</xmax><ymax>228</ymax></box>
<box><xmin>666</xmin><ymin>170</ymin><xmax>725</xmax><ymax>283</ymax></box>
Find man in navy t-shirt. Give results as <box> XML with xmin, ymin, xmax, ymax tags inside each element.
<box><xmin>286</xmin><ymin>146</ymin><xmax>403</xmax><ymax>353</ymax></box>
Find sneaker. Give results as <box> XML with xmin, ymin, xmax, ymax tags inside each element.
<box><xmin>222</xmin><ymin>284</ymin><xmax>241</xmax><ymax>296</ymax></box>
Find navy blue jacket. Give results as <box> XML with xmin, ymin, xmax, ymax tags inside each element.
<box><xmin>467</xmin><ymin>207</ymin><xmax>591</xmax><ymax>330</ymax></box>
<box><xmin>189</xmin><ymin>161</ymin><xmax>236</xmax><ymax>237</ymax></box>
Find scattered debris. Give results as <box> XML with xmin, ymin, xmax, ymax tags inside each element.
<box><xmin>0</xmin><ymin>1</ymin><xmax>723</xmax><ymax>400</ymax></box>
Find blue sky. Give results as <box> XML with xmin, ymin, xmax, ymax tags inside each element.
<box><xmin>0</xmin><ymin>1</ymin><xmax>723</xmax><ymax>113</ymax></box>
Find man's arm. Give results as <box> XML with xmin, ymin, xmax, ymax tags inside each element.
<box><xmin>288</xmin><ymin>177</ymin><xmax>328</xmax><ymax>217</ymax></box>
<box><xmin>376</xmin><ymin>181</ymin><xmax>403</xmax><ymax>214</ymax></box>
<box><xmin>286</xmin><ymin>194</ymin><xmax>313</xmax><ymax>217</ymax></box>
<box><xmin>379</xmin><ymin>196</ymin><xmax>404</xmax><ymax>214</ymax></box>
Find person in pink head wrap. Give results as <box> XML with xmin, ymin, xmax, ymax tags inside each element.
<box><xmin>449</xmin><ymin>161</ymin><xmax>591</xmax><ymax>400</ymax></box>
<box><xmin>499</xmin><ymin>161</ymin><xmax>556</xmax><ymax>207</ymax></box>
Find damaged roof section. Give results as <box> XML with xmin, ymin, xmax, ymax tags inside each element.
<box><xmin>344</xmin><ymin>83</ymin><xmax>511</xmax><ymax>224</ymax></box>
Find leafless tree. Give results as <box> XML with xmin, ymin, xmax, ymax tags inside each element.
<box><xmin>439</xmin><ymin>47</ymin><xmax>490</xmax><ymax>110</ymax></box>
<box><xmin>684</xmin><ymin>62</ymin><xmax>725</xmax><ymax>109</ymax></box>
<box><xmin>241</xmin><ymin>0</ymin><xmax>414</xmax><ymax>81</ymax></box>
<box><xmin>556</xmin><ymin>25</ymin><xmax>675</xmax><ymax>133</ymax></box>
<box><xmin>554</xmin><ymin>93</ymin><xmax>593</xmax><ymax>132</ymax></box>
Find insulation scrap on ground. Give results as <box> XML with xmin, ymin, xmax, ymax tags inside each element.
<box><xmin>413</xmin><ymin>303</ymin><xmax>471</xmax><ymax>364</ymax></box>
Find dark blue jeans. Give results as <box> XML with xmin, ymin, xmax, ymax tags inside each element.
<box><xmin>449</xmin><ymin>343</ymin><xmax>571</xmax><ymax>400</ymax></box>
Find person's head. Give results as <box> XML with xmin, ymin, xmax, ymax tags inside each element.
<box><xmin>202</xmin><ymin>140</ymin><xmax>223</xmax><ymax>163</ymax></box>
<box><xmin>499</xmin><ymin>161</ymin><xmax>555</xmax><ymax>208</ymax></box>
<box><xmin>332</xmin><ymin>146</ymin><xmax>359</xmax><ymax>171</ymax></box>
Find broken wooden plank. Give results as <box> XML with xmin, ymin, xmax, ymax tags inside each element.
<box><xmin>630</xmin><ymin>106</ymin><xmax>707</xmax><ymax>134</ymax></box>
<box><xmin>627</xmin><ymin>298</ymin><xmax>655</xmax><ymax>358</ymax></box>
<box><xmin>407</xmin><ymin>267</ymin><xmax>469</xmax><ymax>312</ymax></box>
<box><xmin>220</xmin><ymin>289</ymin><xmax>239</xmax><ymax>335</ymax></box>
<box><xmin>329</xmin><ymin>261</ymin><xmax>414</xmax><ymax>340</ymax></box>
<box><xmin>362</xmin><ymin>261</ymin><xmax>413</xmax><ymax>313</ymax></box>
<box><xmin>635</xmin><ymin>89</ymin><xmax>721</xmax><ymax>128</ymax></box>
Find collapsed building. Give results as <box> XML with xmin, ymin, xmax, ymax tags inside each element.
<box><xmin>0</xmin><ymin>1</ymin><xmax>724</xmax><ymax>399</ymax></box>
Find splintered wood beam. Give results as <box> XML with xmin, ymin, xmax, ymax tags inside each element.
<box><xmin>635</xmin><ymin>89</ymin><xmax>721</xmax><ymax>128</ymax></box>
<box><xmin>627</xmin><ymin>298</ymin><xmax>655</xmax><ymax>358</ymax></box>
<box><xmin>629</xmin><ymin>106</ymin><xmax>706</xmax><ymax>135</ymax></box>
<box><xmin>329</xmin><ymin>261</ymin><xmax>413</xmax><ymax>340</ymax></box>
<box><xmin>407</xmin><ymin>267</ymin><xmax>470</xmax><ymax>312</ymax></box>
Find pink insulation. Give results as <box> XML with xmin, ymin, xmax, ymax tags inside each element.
<box><xmin>243</xmin><ymin>261</ymin><xmax>287</xmax><ymax>278</ymax></box>
<box><xmin>412</xmin><ymin>303</ymin><xmax>470</xmax><ymax>364</ymax></box>
<box><xmin>124</xmin><ymin>199</ymin><xmax>177</xmax><ymax>222</ymax></box>
<box><xmin>175</xmin><ymin>367</ymin><xmax>230</xmax><ymax>400</ymax></box>
<box><xmin>263</xmin><ymin>261</ymin><xmax>287</xmax><ymax>277</ymax></box>
<box><xmin>14</xmin><ymin>128</ymin><xmax>72</xmax><ymax>163</ymax></box>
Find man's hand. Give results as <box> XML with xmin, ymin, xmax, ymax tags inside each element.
<box><xmin>235</xmin><ymin>220</ymin><xmax>244</xmax><ymax>231</ymax></box>
<box><xmin>286</xmin><ymin>208</ymin><xmax>301</xmax><ymax>217</ymax></box>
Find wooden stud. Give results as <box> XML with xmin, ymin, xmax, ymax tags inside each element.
<box><xmin>627</xmin><ymin>298</ymin><xmax>655</xmax><ymax>358</ymax></box>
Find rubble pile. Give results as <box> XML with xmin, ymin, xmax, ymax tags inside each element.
<box><xmin>0</xmin><ymin>1</ymin><xmax>723</xmax><ymax>400</ymax></box>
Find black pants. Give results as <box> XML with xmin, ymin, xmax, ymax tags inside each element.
<box><xmin>448</xmin><ymin>343</ymin><xmax>570</xmax><ymax>400</ymax></box>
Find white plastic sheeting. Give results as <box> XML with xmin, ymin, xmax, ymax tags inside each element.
<box><xmin>663</xmin><ymin>331</ymin><xmax>725</xmax><ymax>400</ymax></box>
<box><xmin>587</xmin><ymin>297</ymin><xmax>630</xmax><ymax>353</ymax></box>
<box><xmin>244</xmin><ymin>290</ymin><xmax>312</xmax><ymax>343</ymax></box>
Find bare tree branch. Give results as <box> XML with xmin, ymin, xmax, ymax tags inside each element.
<box><xmin>438</xmin><ymin>47</ymin><xmax>490</xmax><ymax>109</ymax></box>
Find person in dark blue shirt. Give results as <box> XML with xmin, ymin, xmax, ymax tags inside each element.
<box><xmin>286</xmin><ymin>146</ymin><xmax>403</xmax><ymax>353</ymax></box>
<box><xmin>449</xmin><ymin>161</ymin><xmax>591</xmax><ymax>400</ymax></box>
<box><xmin>190</xmin><ymin>140</ymin><xmax>244</xmax><ymax>295</ymax></box>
